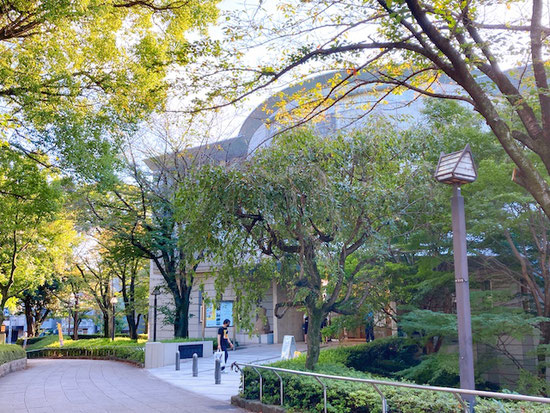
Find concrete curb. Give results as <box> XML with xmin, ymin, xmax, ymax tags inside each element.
<box><xmin>231</xmin><ymin>395</ymin><xmax>286</xmax><ymax>413</ymax></box>
<box><xmin>0</xmin><ymin>358</ymin><xmax>27</xmax><ymax>378</ymax></box>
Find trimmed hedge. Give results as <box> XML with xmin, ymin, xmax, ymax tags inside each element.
<box><xmin>16</xmin><ymin>333</ymin><xmax>139</xmax><ymax>347</ymax></box>
<box><xmin>242</xmin><ymin>361</ymin><xmax>550</xmax><ymax>413</ymax></box>
<box><xmin>26</xmin><ymin>346</ymin><xmax>144</xmax><ymax>365</ymax></box>
<box><xmin>0</xmin><ymin>344</ymin><xmax>26</xmax><ymax>365</ymax></box>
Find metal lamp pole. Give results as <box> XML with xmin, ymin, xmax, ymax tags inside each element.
<box><xmin>152</xmin><ymin>286</ymin><xmax>160</xmax><ymax>342</ymax></box>
<box><xmin>110</xmin><ymin>297</ymin><xmax>118</xmax><ymax>341</ymax></box>
<box><xmin>451</xmin><ymin>185</ymin><xmax>475</xmax><ymax>410</ymax></box>
<box><xmin>435</xmin><ymin>145</ymin><xmax>477</xmax><ymax>412</ymax></box>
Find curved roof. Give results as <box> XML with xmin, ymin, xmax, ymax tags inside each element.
<box><xmin>238</xmin><ymin>70</ymin><xmax>458</xmax><ymax>154</ymax></box>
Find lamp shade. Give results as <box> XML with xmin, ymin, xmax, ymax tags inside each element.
<box><xmin>434</xmin><ymin>144</ymin><xmax>477</xmax><ymax>185</ymax></box>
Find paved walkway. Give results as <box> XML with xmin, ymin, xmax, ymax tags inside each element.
<box><xmin>0</xmin><ymin>359</ymin><xmax>244</xmax><ymax>413</ymax></box>
<box><xmin>148</xmin><ymin>343</ymin><xmax>308</xmax><ymax>403</ymax></box>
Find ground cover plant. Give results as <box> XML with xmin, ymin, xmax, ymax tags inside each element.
<box><xmin>0</xmin><ymin>344</ymin><xmax>26</xmax><ymax>365</ymax></box>
<box><xmin>24</xmin><ymin>337</ymin><xmax>146</xmax><ymax>365</ymax></box>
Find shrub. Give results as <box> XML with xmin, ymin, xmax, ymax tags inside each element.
<box><xmin>0</xmin><ymin>344</ymin><xmax>26</xmax><ymax>365</ymax></box>
<box><xmin>315</xmin><ymin>337</ymin><xmax>420</xmax><ymax>377</ymax></box>
<box><xmin>26</xmin><ymin>346</ymin><xmax>144</xmax><ymax>365</ymax></box>
<box><xmin>242</xmin><ymin>361</ymin><xmax>550</xmax><ymax>413</ymax></box>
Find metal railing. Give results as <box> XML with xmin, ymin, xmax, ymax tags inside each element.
<box><xmin>232</xmin><ymin>362</ymin><xmax>550</xmax><ymax>413</ymax></box>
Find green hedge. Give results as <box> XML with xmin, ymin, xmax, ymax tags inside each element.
<box><xmin>16</xmin><ymin>333</ymin><xmax>139</xmax><ymax>347</ymax></box>
<box><xmin>26</xmin><ymin>346</ymin><xmax>144</xmax><ymax>365</ymax></box>
<box><xmin>242</xmin><ymin>361</ymin><xmax>549</xmax><ymax>413</ymax></box>
<box><xmin>0</xmin><ymin>344</ymin><xmax>26</xmax><ymax>365</ymax></box>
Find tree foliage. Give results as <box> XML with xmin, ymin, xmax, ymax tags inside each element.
<box><xmin>0</xmin><ymin>143</ymin><xmax>74</xmax><ymax>325</ymax></box>
<box><xmin>1</xmin><ymin>0</ymin><xmax>219</xmax><ymax>179</ymax></box>
<box><xmin>192</xmin><ymin>0</ymin><xmax>550</xmax><ymax>224</ymax></box>
<box><xmin>180</xmin><ymin>125</ymin><xmax>426</xmax><ymax>368</ymax></box>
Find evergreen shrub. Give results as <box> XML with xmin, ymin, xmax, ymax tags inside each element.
<box><xmin>0</xmin><ymin>344</ymin><xmax>26</xmax><ymax>365</ymax></box>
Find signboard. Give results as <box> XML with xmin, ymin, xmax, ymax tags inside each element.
<box><xmin>206</xmin><ymin>301</ymin><xmax>233</xmax><ymax>327</ymax></box>
<box><xmin>281</xmin><ymin>335</ymin><xmax>296</xmax><ymax>360</ymax></box>
<box><xmin>57</xmin><ymin>322</ymin><xmax>64</xmax><ymax>347</ymax></box>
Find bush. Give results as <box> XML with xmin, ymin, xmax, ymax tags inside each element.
<box><xmin>0</xmin><ymin>344</ymin><xmax>26</xmax><ymax>365</ymax></box>
<box><xmin>26</xmin><ymin>346</ymin><xmax>144</xmax><ymax>365</ymax></box>
<box><xmin>317</xmin><ymin>337</ymin><xmax>420</xmax><ymax>376</ymax></box>
<box><xmin>242</xmin><ymin>361</ymin><xmax>550</xmax><ymax>413</ymax></box>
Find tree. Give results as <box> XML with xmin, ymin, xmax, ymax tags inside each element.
<box><xmin>192</xmin><ymin>0</ymin><xmax>550</xmax><ymax>223</ymax></box>
<box><xmin>0</xmin><ymin>143</ymin><xmax>69</xmax><ymax>325</ymax></box>
<box><xmin>1</xmin><ymin>0</ymin><xmax>219</xmax><ymax>178</ymax></box>
<box><xmin>21</xmin><ymin>280</ymin><xmax>60</xmax><ymax>338</ymax></box>
<box><xmin>181</xmin><ymin>126</ymin><xmax>424</xmax><ymax>369</ymax></box>
<box><xmin>75</xmin><ymin>253</ymin><xmax>114</xmax><ymax>338</ymax></box>
<box><xmin>78</xmin><ymin>168</ymin><xmax>204</xmax><ymax>338</ymax></box>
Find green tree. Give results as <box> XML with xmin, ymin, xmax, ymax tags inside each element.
<box><xmin>195</xmin><ymin>0</ymin><xmax>550</xmax><ymax>222</ymax></box>
<box><xmin>0</xmin><ymin>143</ymin><xmax>68</xmax><ymax>325</ymax></box>
<box><xmin>1</xmin><ymin>0</ymin><xmax>219</xmax><ymax>178</ymax></box>
<box><xmin>180</xmin><ymin>126</ymin><xmax>424</xmax><ymax>369</ymax></box>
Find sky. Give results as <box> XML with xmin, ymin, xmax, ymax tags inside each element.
<box><xmin>139</xmin><ymin>0</ymin><xmax>538</xmax><ymax>158</ymax></box>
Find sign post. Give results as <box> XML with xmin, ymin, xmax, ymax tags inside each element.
<box><xmin>57</xmin><ymin>322</ymin><xmax>64</xmax><ymax>347</ymax></box>
<box><xmin>281</xmin><ymin>335</ymin><xmax>296</xmax><ymax>360</ymax></box>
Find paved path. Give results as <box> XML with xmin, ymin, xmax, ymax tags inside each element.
<box><xmin>0</xmin><ymin>359</ymin><xmax>244</xmax><ymax>413</ymax></box>
<box><xmin>148</xmin><ymin>343</ymin><xmax>308</xmax><ymax>403</ymax></box>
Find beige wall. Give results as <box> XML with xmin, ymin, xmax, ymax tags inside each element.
<box><xmin>148</xmin><ymin>260</ymin><xmax>305</xmax><ymax>344</ymax></box>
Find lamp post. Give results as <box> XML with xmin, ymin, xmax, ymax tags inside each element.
<box><xmin>152</xmin><ymin>286</ymin><xmax>161</xmax><ymax>342</ymax></box>
<box><xmin>110</xmin><ymin>296</ymin><xmax>118</xmax><ymax>341</ymax></box>
<box><xmin>435</xmin><ymin>144</ymin><xmax>477</xmax><ymax>411</ymax></box>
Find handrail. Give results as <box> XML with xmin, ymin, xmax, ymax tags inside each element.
<box><xmin>232</xmin><ymin>361</ymin><xmax>550</xmax><ymax>411</ymax></box>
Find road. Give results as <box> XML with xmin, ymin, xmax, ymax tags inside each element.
<box><xmin>0</xmin><ymin>359</ymin><xmax>244</xmax><ymax>413</ymax></box>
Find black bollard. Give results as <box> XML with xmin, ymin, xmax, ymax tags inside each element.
<box><xmin>175</xmin><ymin>351</ymin><xmax>180</xmax><ymax>371</ymax></box>
<box><xmin>192</xmin><ymin>353</ymin><xmax>198</xmax><ymax>377</ymax></box>
<box><xmin>215</xmin><ymin>358</ymin><xmax>221</xmax><ymax>384</ymax></box>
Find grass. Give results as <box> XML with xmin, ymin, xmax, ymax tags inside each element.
<box><xmin>45</xmin><ymin>337</ymin><xmax>146</xmax><ymax>349</ymax></box>
<box><xmin>0</xmin><ymin>344</ymin><xmax>26</xmax><ymax>365</ymax></box>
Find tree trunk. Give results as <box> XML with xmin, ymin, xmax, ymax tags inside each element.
<box><xmin>102</xmin><ymin>310</ymin><xmax>110</xmax><ymax>338</ymax></box>
<box><xmin>126</xmin><ymin>313</ymin><xmax>138</xmax><ymax>340</ymax></box>
<box><xmin>23</xmin><ymin>296</ymin><xmax>34</xmax><ymax>337</ymax></box>
<box><xmin>72</xmin><ymin>310</ymin><xmax>79</xmax><ymax>340</ymax></box>
<box><xmin>305</xmin><ymin>307</ymin><xmax>324</xmax><ymax>370</ymax></box>
<box><xmin>174</xmin><ymin>291</ymin><xmax>191</xmax><ymax>338</ymax></box>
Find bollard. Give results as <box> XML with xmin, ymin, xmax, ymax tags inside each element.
<box><xmin>192</xmin><ymin>353</ymin><xmax>198</xmax><ymax>377</ymax></box>
<box><xmin>215</xmin><ymin>358</ymin><xmax>221</xmax><ymax>384</ymax></box>
<box><xmin>175</xmin><ymin>351</ymin><xmax>180</xmax><ymax>371</ymax></box>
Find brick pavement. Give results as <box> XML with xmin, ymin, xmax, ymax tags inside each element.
<box><xmin>0</xmin><ymin>359</ymin><xmax>244</xmax><ymax>413</ymax></box>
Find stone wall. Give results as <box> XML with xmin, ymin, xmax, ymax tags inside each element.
<box><xmin>0</xmin><ymin>358</ymin><xmax>26</xmax><ymax>378</ymax></box>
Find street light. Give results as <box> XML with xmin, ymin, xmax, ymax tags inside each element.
<box><xmin>151</xmin><ymin>286</ymin><xmax>161</xmax><ymax>342</ymax></box>
<box><xmin>435</xmin><ymin>144</ymin><xmax>477</xmax><ymax>411</ymax></box>
<box><xmin>110</xmin><ymin>296</ymin><xmax>118</xmax><ymax>341</ymax></box>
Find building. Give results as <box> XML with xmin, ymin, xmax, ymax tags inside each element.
<box><xmin>145</xmin><ymin>70</ymin><xmax>457</xmax><ymax>345</ymax></box>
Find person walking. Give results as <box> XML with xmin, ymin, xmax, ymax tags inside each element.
<box><xmin>217</xmin><ymin>319</ymin><xmax>234</xmax><ymax>371</ymax></box>
<box><xmin>364</xmin><ymin>312</ymin><xmax>374</xmax><ymax>342</ymax></box>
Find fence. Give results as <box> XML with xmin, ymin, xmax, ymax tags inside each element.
<box><xmin>233</xmin><ymin>362</ymin><xmax>550</xmax><ymax>413</ymax></box>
